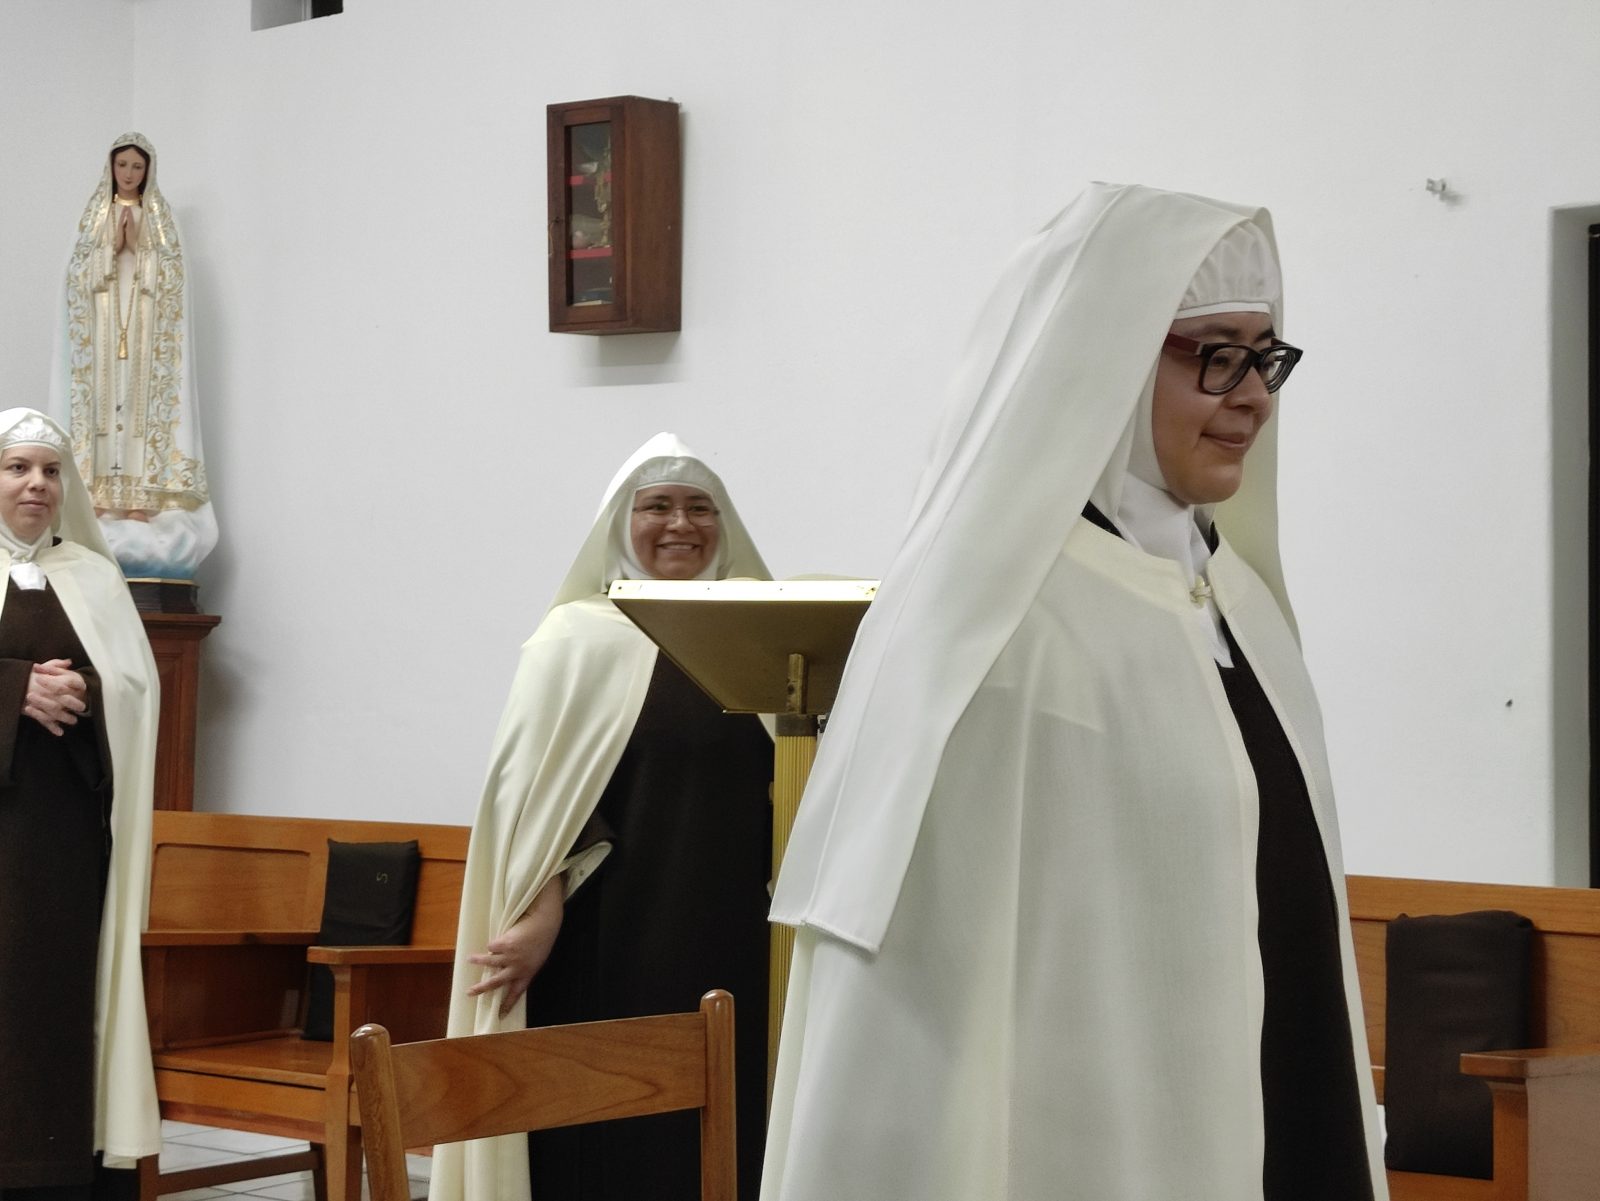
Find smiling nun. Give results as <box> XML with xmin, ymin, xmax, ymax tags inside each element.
<box><xmin>436</xmin><ymin>433</ymin><xmax>773</xmax><ymax>1201</ymax></box>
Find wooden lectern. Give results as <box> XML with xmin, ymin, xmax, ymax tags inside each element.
<box><xmin>608</xmin><ymin>578</ymin><xmax>876</xmax><ymax>1090</ymax></box>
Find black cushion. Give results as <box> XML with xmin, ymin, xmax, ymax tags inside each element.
<box><xmin>1383</xmin><ymin>909</ymin><xmax>1533</xmax><ymax>1178</ymax></box>
<box><xmin>301</xmin><ymin>840</ymin><xmax>421</xmax><ymax>1042</ymax></box>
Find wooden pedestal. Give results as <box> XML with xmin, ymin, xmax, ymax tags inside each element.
<box><xmin>139</xmin><ymin>612</ymin><xmax>220</xmax><ymax>811</ymax></box>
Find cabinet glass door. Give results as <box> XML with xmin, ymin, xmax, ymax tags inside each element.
<box><xmin>565</xmin><ymin>121</ymin><xmax>613</xmax><ymax>307</ymax></box>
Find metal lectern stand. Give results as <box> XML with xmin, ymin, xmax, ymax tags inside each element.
<box><xmin>608</xmin><ymin>578</ymin><xmax>876</xmax><ymax>1095</ymax></box>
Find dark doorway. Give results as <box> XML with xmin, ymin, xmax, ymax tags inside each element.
<box><xmin>1590</xmin><ymin>222</ymin><xmax>1599</xmax><ymax>885</ymax></box>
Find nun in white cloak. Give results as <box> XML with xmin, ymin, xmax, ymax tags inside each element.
<box><xmin>763</xmin><ymin>185</ymin><xmax>1387</xmax><ymax>1201</ymax></box>
<box><xmin>435</xmin><ymin>433</ymin><xmax>773</xmax><ymax>1201</ymax></box>
<box><xmin>0</xmin><ymin>408</ymin><xmax>161</xmax><ymax>1194</ymax></box>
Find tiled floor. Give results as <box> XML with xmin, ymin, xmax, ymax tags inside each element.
<box><xmin>160</xmin><ymin>1122</ymin><xmax>429</xmax><ymax>1201</ymax></box>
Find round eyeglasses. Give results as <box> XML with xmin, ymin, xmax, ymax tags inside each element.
<box><xmin>1162</xmin><ymin>333</ymin><xmax>1304</xmax><ymax>395</ymax></box>
<box><xmin>631</xmin><ymin>500</ymin><xmax>721</xmax><ymax>526</ymax></box>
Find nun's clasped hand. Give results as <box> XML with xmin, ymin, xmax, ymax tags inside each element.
<box><xmin>23</xmin><ymin>658</ymin><xmax>88</xmax><ymax>736</ymax></box>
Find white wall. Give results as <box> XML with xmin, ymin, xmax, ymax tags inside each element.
<box><xmin>2</xmin><ymin>0</ymin><xmax>1596</xmax><ymax>885</ymax></box>
<box><xmin>0</xmin><ymin>0</ymin><xmax>134</xmax><ymax>383</ymax></box>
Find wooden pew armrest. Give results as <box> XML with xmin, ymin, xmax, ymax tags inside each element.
<box><xmin>306</xmin><ymin>945</ymin><xmax>457</xmax><ymax>966</ymax></box>
<box><xmin>1372</xmin><ymin>1046</ymin><xmax>1600</xmax><ymax>1101</ymax></box>
<box><xmin>1461</xmin><ymin>1044</ymin><xmax>1600</xmax><ymax>1081</ymax></box>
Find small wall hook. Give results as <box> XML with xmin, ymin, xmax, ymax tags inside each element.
<box><xmin>1425</xmin><ymin>178</ymin><xmax>1449</xmax><ymax>197</ymax></box>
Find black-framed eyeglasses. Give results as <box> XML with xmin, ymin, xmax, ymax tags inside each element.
<box><xmin>631</xmin><ymin>499</ymin><xmax>721</xmax><ymax>526</ymax></box>
<box><xmin>1162</xmin><ymin>333</ymin><xmax>1304</xmax><ymax>395</ymax></box>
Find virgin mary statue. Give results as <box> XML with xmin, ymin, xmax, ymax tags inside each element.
<box><xmin>50</xmin><ymin>131</ymin><xmax>218</xmax><ymax>579</ymax></box>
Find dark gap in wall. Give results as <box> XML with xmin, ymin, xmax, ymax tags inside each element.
<box><xmin>251</xmin><ymin>0</ymin><xmax>343</xmax><ymax>32</ymax></box>
<box><xmin>1588</xmin><ymin>222</ymin><xmax>1598</xmax><ymax>886</ymax></box>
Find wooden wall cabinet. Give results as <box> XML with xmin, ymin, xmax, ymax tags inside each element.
<box><xmin>547</xmin><ymin>95</ymin><xmax>681</xmax><ymax>334</ymax></box>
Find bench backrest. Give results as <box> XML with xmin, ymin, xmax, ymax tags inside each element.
<box><xmin>149</xmin><ymin>810</ymin><xmax>470</xmax><ymax>943</ymax></box>
<box><xmin>1347</xmin><ymin>874</ymin><xmax>1600</xmax><ymax>1066</ymax></box>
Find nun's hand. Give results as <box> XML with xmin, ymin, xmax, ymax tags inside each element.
<box><xmin>466</xmin><ymin>877</ymin><xmax>565</xmax><ymax>1018</ymax></box>
<box><xmin>24</xmin><ymin>659</ymin><xmax>88</xmax><ymax>736</ymax></box>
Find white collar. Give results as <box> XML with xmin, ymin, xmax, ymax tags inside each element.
<box><xmin>0</xmin><ymin>517</ymin><xmax>52</xmax><ymax>591</ymax></box>
<box><xmin>1113</xmin><ymin>474</ymin><xmax>1232</xmax><ymax>665</ymax></box>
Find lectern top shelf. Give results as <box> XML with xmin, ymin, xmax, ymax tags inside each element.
<box><xmin>607</xmin><ymin>578</ymin><xmax>877</xmax><ymax>716</ymax></box>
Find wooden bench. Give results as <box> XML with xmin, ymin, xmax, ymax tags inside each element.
<box><xmin>138</xmin><ymin>810</ymin><xmax>470</xmax><ymax>1201</ymax></box>
<box><xmin>1348</xmin><ymin>874</ymin><xmax>1600</xmax><ymax>1201</ymax></box>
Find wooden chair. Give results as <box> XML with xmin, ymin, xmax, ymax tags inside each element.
<box><xmin>350</xmin><ymin>990</ymin><xmax>737</xmax><ymax>1201</ymax></box>
<box><xmin>1348</xmin><ymin>875</ymin><xmax>1600</xmax><ymax>1201</ymax></box>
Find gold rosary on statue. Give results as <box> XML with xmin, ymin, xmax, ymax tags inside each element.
<box><xmin>113</xmin><ymin>196</ymin><xmax>139</xmax><ymax>359</ymax></box>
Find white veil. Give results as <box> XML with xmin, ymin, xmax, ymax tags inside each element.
<box><xmin>548</xmin><ymin>431</ymin><xmax>769</xmax><ymax>610</ymax></box>
<box><xmin>772</xmin><ymin>183</ymin><xmax>1293</xmax><ymax>953</ymax></box>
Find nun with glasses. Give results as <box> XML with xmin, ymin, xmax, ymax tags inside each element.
<box><xmin>436</xmin><ymin>433</ymin><xmax>773</xmax><ymax>1201</ymax></box>
<box><xmin>0</xmin><ymin>408</ymin><xmax>160</xmax><ymax>1200</ymax></box>
<box><xmin>762</xmin><ymin>185</ymin><xmax>1386</xmax><ymax>1201</ymax></box>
